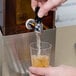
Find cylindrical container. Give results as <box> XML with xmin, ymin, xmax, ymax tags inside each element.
<box><xmin>30</xmin><ymin>42</ymin><xmax>52</xmax><ymax>67</ymax></box>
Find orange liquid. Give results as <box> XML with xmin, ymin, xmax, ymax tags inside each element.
<box><xmin>31</xmin><ymin>55</ymin><xmax>49</xmax><ymax>67</ymax></box>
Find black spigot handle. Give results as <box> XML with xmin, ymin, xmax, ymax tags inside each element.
<box><xmin>35</xmin><ymin>7</ymin><xmax>43</xmax><ymax>23</ymax></box>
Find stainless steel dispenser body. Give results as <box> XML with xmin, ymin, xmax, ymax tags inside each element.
<box><xmin>3</xmin><ymin>29</ymin><xmax>56</xmax><ymax>75</ymax></box>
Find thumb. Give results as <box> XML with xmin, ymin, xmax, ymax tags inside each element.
<box><xmin>29</xmin><ymin>67</ymin><xmax>48</xmax><ymax>75</ymax></box>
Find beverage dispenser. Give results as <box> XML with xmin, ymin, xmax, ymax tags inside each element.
<box><xmin>2</xmin><ymin>0</ymin><xmax>56</xmax><ymax>76</ymax></box>
<box><xmin>3</xmin><ymin>28</ymin><xmax>56</xmax><ymax>76</ymax></box>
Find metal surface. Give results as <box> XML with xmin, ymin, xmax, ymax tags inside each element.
<box><xmin>0</xmin><ymin>31</ymin><xmax>3</xmax><ymax>76</ymax></box>
<box><xmin>3</xmin><ymin>28</ymin><xmax>56</xmax><ymax>76</ymax></box>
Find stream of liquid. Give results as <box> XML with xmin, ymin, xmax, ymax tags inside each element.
<box><xmin>36</xmin><ymin>32</ymin><xmax>41</xmax><ymax>55</ymax></box>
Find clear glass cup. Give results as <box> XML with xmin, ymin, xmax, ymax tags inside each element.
<box><xmin>30</xmin><ymin>42</ymin><xmax>52</xmax><ymax>67</ymax></box>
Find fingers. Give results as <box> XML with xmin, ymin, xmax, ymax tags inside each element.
<box><xmin>38</xmin><ymin>1</ymin><xmax>55</xmax><ymax>17</ymax></box>
<box><xmin>31</xmin><ymin>0</ymin><xmax>38</xmax><ymax>11</ymax></box>
<box><xmin>38</xmin><ymin>0</ymin><xmax>67</xmax><ymax>17</ymax></box>
<box><xmin>29</xmin><ymin>73</ymin><xmax>36</xmax><ymax>76</ymax></box>
<box><xmin>29</xmin><ymin>67</ymin><xmax>48</xmax><ymax>75</ymax></box>
<box><xmin>31</xmin><ymin>0</ymin><xmax>67</xmax><ymax>17</ymax></box>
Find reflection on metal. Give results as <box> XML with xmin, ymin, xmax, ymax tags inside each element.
<box><xmin>74</xmin><ymin>43</ymin><xmax>76</xmax><ymax>54</ymax></box>
<box><xmin>0</xmin><ymin>31</ymin><xmax>2</xmax><ymax>76</ymax></box>
<box><xmin>3</xmin><ymin>28</ymin><xmax>56</xmax><ymax>75</ymax></box>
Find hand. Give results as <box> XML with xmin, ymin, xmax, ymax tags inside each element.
<box><xmin>29</xmin><ymin>65</ymin><xmax>76</xmax><ymax>76</ymax></box>
<box><xmin>31</xmin><ymin>0</ymin><xmax>67</xmax><ymax>17</ymax></box>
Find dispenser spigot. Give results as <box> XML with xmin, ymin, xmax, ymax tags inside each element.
<box><xmin>25</xmin><ymin>7</ymin><xmax>43</xmax><ymax>33</ymax></box>
<box><xmin>25</xmin><ymin>18</ymin><xmax>43</xmax><ymax>33</ymax></box>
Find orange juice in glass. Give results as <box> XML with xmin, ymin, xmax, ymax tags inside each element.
<box><xmin>30</xmin><ymin>42</ymin><xmax>52</xmax><ymax>67</ymax></box>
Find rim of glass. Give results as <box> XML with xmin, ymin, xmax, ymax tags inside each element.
<box><xmin>30</xmin><ymin>41</ymin><xmax>52</xmax><ymax>51</ymax></box>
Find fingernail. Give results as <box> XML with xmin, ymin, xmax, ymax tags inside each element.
<box><xmin>38</xmin><ymin>12</ymin><xmax>43</xmax><ymax>18</ymax></box>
